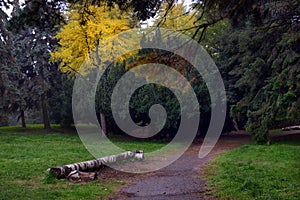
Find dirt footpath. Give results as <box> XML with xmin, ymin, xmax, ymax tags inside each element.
<box><xmin>107</xmin><ymin>133</ymin><xmax>251</xmax><ymax>200</ymax></box>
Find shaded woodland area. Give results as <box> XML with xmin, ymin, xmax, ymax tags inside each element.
<box><xmin>0</xmin><ymin>0</ymin><xmax>299</xmax><ymax>143</ymax></box>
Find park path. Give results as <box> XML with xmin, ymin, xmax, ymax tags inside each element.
<box><xmin>108</xmin><ymin>133</ymin><xmax>251</xmax><ymax>200</ymax></box>
<box><xmin>106</xmin><ymin>130</ymin><xmax>299</xmax><ymax>200</ymax></box>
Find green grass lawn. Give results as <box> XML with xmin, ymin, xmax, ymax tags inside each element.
<box><xmin>0</xmin><ymin>125</ymin><xmax>166</xmax><ymax>200</ymax></box>
<box><xmin>269</xmin><ymin>129</ymin><xmax>283</xmax><ymax>134</ymax></box>
<box><xmin>204</xmin><ymin>138</ymin><xmax>300</xmax><ymax>200</ymax></box>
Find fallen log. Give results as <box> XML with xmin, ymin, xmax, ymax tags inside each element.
<box><xmin>282</xmin><ymin>125</ymin><xmax>300</xmax><ymax>131</ymax></box>
<box><xmin>47</xmin><ymin>150</ymin><xmax>144</xmax><ymax>180</ymax></box>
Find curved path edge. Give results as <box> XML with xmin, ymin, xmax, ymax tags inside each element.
<box><xmin>109</xmin><ymin>132</ymin><xmax>251</xmax><ymax>200</ymax></box>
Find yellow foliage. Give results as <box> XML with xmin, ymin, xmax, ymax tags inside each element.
<box><xmin>153</xmin><ymin>2</ymin><xmax>197</xmax><ymax>37</ymax></box>
<box><xmin>51</xmin><ymin>4</ymin><xmax>134</xmax><ymax>75</ymax></box>
<box><xmin>153</xmin><ymin>2</ymin><xmax>229</xmax><ymax>57</ymax></box>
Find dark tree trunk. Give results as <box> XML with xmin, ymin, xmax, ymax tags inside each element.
<box><xmin>20</xmin><ymin>109</ymin><xmax>26</xmax><ymax>128</ymax></box>
<box><xmin>100</xmin><ymin>112</ymin><xmax>107</xmax><ymax>137</ymax></box>
<box><xmin>41</xmin><ymin>95</ymin><xmax>51</xmax><ymax>130</ymax></box>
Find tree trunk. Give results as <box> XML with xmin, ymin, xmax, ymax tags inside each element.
<box><xmin>41</xmin><ymin>95</ymin><xmax>51</xmax><ymax>130</ymax></box>
<box><xmin>232</xmin><ymin>118</ymin><xmax>240</xmax><ymax>133</ymax></box>
<box><xmin>100</xmin><ymin>112</ymin><xmax>107</xmax><ymax>137</ymax></box>
<box><xmin>20</xmin><ymin>109</ymin><xmax>26</xmax><ymax>128</ymax></box>
<box><xmin>48</xmin><ymin>150</ymin><xmax>144</xmax><ymax>179</ymax></box>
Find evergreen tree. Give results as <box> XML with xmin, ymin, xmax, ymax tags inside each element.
<box><xmin>216</xmin><ymin>0</ymin><xmax>300</xmax><ymax>143</ymax></box>
<box><xmin>0</xmin><ymin>6</ymin><xmax>21</xmax><ymax>126</ymax></box>
<box><xmin>9</xmin><ymin>0</ymin><xmax>64</xmax><ymax>129</ymax></box>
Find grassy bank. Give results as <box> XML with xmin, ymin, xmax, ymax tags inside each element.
<box><xmin>0</xmin><ymin>125</ymin><xmax>165</xmax><ymax>200</ymax></box>
<box><xmin>204</xmin><ymin>137</ymin><xmax>300</xmax><ymax>199</ymax></box>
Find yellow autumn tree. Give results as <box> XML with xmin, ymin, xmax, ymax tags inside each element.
<box><xmin>124</xmin><ymin>3</ymin><xmax>198</xmax><ymax>84</ymax></box>
<box><xmin>51</xmin><ymin>4</ymin><xmax>136</xmax><ymax>75</ymax></box>
<box><xmin>153</xmin><ymin>2</ymin><xmax>229</xmax><ymax>57</ymax></box>
<box><xmin>153</xmin><ymin>2</ymin><xmax>197</xmax><ymax>37</ymax></box>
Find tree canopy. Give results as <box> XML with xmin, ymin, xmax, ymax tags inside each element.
<box><xmin>51</xmin><ymin>3</ymin><xmax>133</xmax><ymax>75</ymax></box>
<box><xmin>216</xmin><ymin>0</ymin><xmax>300</xmax><ymax>143</ymax></box>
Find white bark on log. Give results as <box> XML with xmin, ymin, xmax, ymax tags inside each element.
<box><xmin>48</xmin><ymin>150</ymin><xmax>144</xmax><ymax>179</ymax></box>
<box><xmin>282</xmin><ymin>125</ymin><xmax>300</xmax><ymax>131</ymax></box>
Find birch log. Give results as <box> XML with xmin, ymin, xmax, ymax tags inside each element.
<box><xmin>48</xmin><ymin>150</ymin><xmax>144</xmax><ymax>179</ymax></box>
<box><xmin>282</xmin><ymin>125</ymin><xmax>300</xmax><ymax>131</ymax></box>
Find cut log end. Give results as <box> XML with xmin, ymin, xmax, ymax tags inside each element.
<box><xmin>48</xmin><ymin>166</ymin><xmax>72</xmax><ymax>179</ymax></box>
<box><xmin>133</xmin><ymin>150</ymin><xmax>144</xmax><ymax>160</ymax></box>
